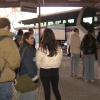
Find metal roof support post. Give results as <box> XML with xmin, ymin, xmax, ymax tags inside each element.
<box><xmin>38</xmin><ymin>0</ymin><xmax>41</xmax><ymax>44</ymax></box>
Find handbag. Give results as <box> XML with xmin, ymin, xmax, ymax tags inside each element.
<box><xmin>15</xmin><ymin>47</ymin><xmax>40</xmax><ymax>93</ymax></box>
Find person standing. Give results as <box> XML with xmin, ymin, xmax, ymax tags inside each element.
<box><xmin>14</xmin><ymin>29</ymin><xmax>23</xmax><ymax>76</ymax></box>
<box><xmin>19</xmin><ymin>32</ymin><xmax>39</xmax><ymax>100</ymax></box>
<box><xmin>36</xmin><ymin>28</ymin><xmax>62</xmax><ymax>100</ymax></box>
<box><xmin>70</xmin><ymin>28</ymin><xmax>80</xmax><ymax>77</ymax></box>
<box><xmin>80</xmin><ymin>29</ymin><xmax>96</xmax><ymax>82</ymax></box>
<box><xmin>14</xmin><ymin>29</ymin><xmax>23</xmax><ymax>48</ymax></box>
<box><xmin>28</xmin><ymin>28</ymin><xmax>36</xmax><ymax>49</ymax></box>
<box><xmin>0</xmin><ymin>18</ymin><xmax>20</xmax><ymax>100</ymax></box>
<box><xmin>96</xmin><ymin>31</ymin><xmax>100</xmax><ymax>79</ymax></box>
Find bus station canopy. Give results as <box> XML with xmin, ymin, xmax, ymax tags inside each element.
<box><xmin>0</xmin><ymin>0</ymin><xmax>99</xmax><ymax>8</ymax></box>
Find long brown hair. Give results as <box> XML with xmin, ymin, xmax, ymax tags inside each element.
<box><xmin>97</xmin><ymin>31</ymin><xmax>100</xmax><ymax>43</ymax></box>
<box><xmin>20</xmin><ymin>32</ymin><xmax>33</xmax><ymax>45</ymax></box>
<box><xmin>40</xmin><ymin>28</ymin><xmax>60</xmax><ymax>57</ymax></box>
<box><xmin>87</xmin><ymin>29</ymin><xmax>94</xmax><ymax>40</ymax></box>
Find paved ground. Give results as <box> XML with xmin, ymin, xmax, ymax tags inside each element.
<box><xmin>12</xmin><ymin>56</ymin><xmax>100</xmax><ymax>100</ymax></box>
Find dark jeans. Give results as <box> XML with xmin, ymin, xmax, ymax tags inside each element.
<box><xmin>40</xmin><ymin>68</ymin><xmax>61</xmax><ymax>100</ymax></box>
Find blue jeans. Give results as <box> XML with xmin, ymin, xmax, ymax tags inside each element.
<box><xmin>0</xmin><ymin>82</ymin><xmax>12</xmax><ymax>100</ymax></box>
<box><xmin>98</xmin><ymin>56</ymin><xmax>100</xmax><ymax>77</ymax></box>
<box><xmin>71</xmin><ymin>53</ymin><xmax>80</xmax><ymax>75</ymax></box>
<box><xmin>84</xmin><ymin>56</ymin><xmax>95</xmax><ymax>81</ymax></box>
<box><xmin>82</xmin><ymin>65</ymin><xmax>85</xmax><ymax>77</ymax></box>
<box><xmin>19</xmin><ymin>90</ymin><xmax>36</xmax><ymax>100</ymax></box>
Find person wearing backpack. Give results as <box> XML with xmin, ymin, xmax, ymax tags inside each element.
<box><xmin>0</xmin><ymin>18</ymin><xmax>20</xmax><ymax>100</ymax></box>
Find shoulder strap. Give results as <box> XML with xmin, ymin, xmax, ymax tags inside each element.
<box><xmin>18</xmin><ymin>47</ymin><xmax>28</xmax><ymax>74</ymax></box>
<box><xmin>0</xmin><ymin>36</ymin><xmax>8</xmax><ymax>41</ymax></box>
<box><xmin>21</xmin><ymin>47</ymin><xmax>27</xmax><ymax>58</ymax></box>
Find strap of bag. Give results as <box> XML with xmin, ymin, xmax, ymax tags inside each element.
<box><xmin>21</xmin><ymin>47</ymin><xmax>27</xmax><ymax>58</ymax></box>
<box><xmin>0</xmin><ymin>35</ymin><xmax>8</xmax><ymax>41</ymax></box>
<box><xmin>17</xmin><ymin>47</ymin><xmax>28</xmax><ymax>74</ymax></box>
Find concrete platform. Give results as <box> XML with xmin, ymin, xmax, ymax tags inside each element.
<box><xmin>12</xmin><ymin>56</ymin><xmax>100</xmax><ymax>100</ymax></box>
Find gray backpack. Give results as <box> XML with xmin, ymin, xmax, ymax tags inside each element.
<box><xmin>0</xmin><ymin>35</ymin><xmax>8</xmax><ymax>77</ymax></box>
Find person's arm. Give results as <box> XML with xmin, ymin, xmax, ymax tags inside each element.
<box><xmin>80</xmin><ymin>37</ymin><xmax>85</xmax><ymax>51</ymax></box>
<box><xmin>36</xmin><ymin>49</ymin><xmax>42</xmax><ymax>68</ymax></box>
<box><xmin>3</xmin><ymin>38</ymin><xmax>20</xmax><ymax>70</ymax></box>
<box><xmin>69</xmin><ymin>35</ymin><xmax>72</xmax><ymax>45</ymax></box>
<box><xmin>96</xmin><ymin>41</ymin><xmax>100</xmax><ymax>49</ymax></box>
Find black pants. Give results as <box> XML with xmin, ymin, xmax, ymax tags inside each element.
<box><xmin>40</xmin><ymin>68</ymin><xmax>61</xmax><ymax>100</ymax></box>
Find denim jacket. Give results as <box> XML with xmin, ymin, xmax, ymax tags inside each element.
<box><xmin>19</xmin><ymin>44</ymin><xmax>38</xmax><ymax>81</ymax></box>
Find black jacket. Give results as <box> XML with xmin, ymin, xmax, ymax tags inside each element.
<box><xmin>80</xmin><ymin>34</ymin><xmax>96</xmax><ymax>55</ymax></box>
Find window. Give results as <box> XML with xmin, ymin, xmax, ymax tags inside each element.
<box><xmin>68</xmin><ymin>19</ymin><xmax>74</xmax><ymax>23</ymax></box>
<box><xmin>55</xmin><ymin>21</ymin><xmax>58</xmax><ymax>24</ymax></box>
<box><xmin>55</xmin><ymin>20</ymin><xmax>61</xmax><ymax>24</ymax></box>
<box><xmin>30</xmin><ymin>24</ymin><xmax>34</xmax><ymax>26</ymax></box>
<box><xmin>83</xmin><ymin>17</ymin><xmax>92</xmax><ymax>24</ymax></box>
<box><xmin>48</xmin><ymin>22</ymin><xmax>51</xmax><ymax>25</ymax></box>
<box><xmin>63</xmin><ymin>20</ymin><xmax>66</xmax><ymax>24</ymax></box>
<box><xmin>48</xmin><ymin>21</ymin><xmax>54</xmax><ymax>25</ymax></box>
<box><xmin>50</xmin><ymin>21</ymin><xmax>54</xmax><ymax>25</ymax></box>
<box><xmin>40</xmin><ymin>23</ymin><xmax>43</xmax><ymax>27</ymax></box>
<box><xmin>35</xmin><ymin>23</ymin><xmax>39</xmax><ymax>26</ymax></box>
<box><xmin>44</xmin><ymin>22</ymin><xmax>47</xmax><ymax>26</ymax></box>
<box><xmin>58</xmin><ymin>20</ymin><xmax>61</xmax><ymax>24</ymax></box>
<box><xmin>94</xmin><ymin>16</ymin><xmax>98</xmax><ymax>22</ymax></box>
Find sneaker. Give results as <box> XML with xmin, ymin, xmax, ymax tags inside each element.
<box><xmin>85</xmin><ymin>80</ymin><xmax>88</xmax><ymax>82</ymax></box>
<box><xmin>90</xmin><ymin>80</ymin><xmax>94</xmax><ymax>82</ymax></box>
<box><xmin>70</xmin><ymin>73</ymin><xmax>73</xmax><ymax>77</ymax></box>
